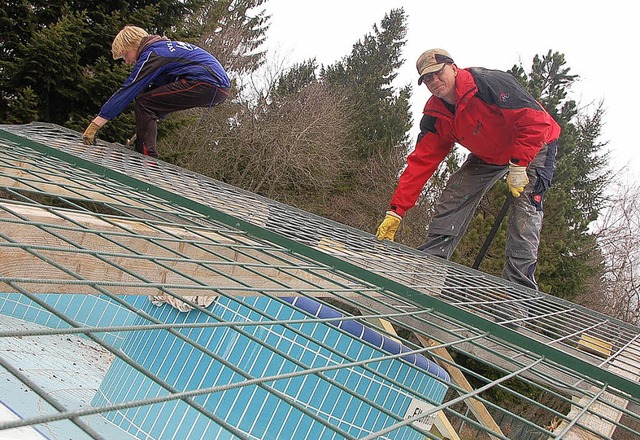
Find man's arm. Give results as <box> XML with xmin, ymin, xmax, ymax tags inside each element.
<box><xmin>390</xmin><ymin>115</ymin><xmax>453</xmax><ymax>216</ymax></box>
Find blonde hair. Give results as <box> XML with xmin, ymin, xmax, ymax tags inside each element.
<box><xmin>111</xmin><ymin>25</ymin><xmax>148</xmax><ymax>60</ymax></box>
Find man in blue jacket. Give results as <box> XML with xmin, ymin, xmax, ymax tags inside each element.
<box><xmin>82</xmin><ymin>25</ymin><xmax>231</xmax><ymax>158</ymax></box>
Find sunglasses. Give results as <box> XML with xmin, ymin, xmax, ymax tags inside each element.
<box><xmin>420</xmin><ymin>64</ymin><xmax>450</xmax><ymax>84</ymax></box>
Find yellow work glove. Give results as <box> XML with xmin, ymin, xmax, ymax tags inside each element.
<box><xmin>506</xmin><ymin>162</ymin><xmax>529</xmax><ymax>197</ymax></box>
<box><xmin>376</xmin><ymin>211</ymin><xmax>402</xmax><ymax>241</ymax></box>
<box><xmin>82</xmin><ymin>121</ymin><xmax>101</xmax><ymax>145</ymax></box>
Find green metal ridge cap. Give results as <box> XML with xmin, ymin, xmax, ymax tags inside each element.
<box><xmin>1</xmin><ymin>126</ymin><xmax>639</xmax><ymax>399</ymax></box>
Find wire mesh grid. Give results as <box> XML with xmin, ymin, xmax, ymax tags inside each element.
<box><xmin>0</xmin><ymin>122</ymin><xmax>638</xmax><ymax>439</ymax></box>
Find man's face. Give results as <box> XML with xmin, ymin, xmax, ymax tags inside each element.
<box><xmin>122</xmin><ymin>48</ymin><xmax>138</xmax><ymax>65</ymax></box>
<box><xmin>424</xmin><ymin>63</ymin><xmax>457</xmax><ymax>102</ymax></box>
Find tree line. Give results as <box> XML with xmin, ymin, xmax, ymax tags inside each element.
<box><xmin>1</xmin><ymin>0</ymin><xmax>636</xmax><ymax>324</ymax></box>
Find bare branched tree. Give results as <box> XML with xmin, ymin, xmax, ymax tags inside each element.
<box><xmin>579</xmin><ymin>179</ymin><xmax>640</xmax><ymax>324</ymax></box>
<box><xmin>325</xmin><ymin>146</ymin><xmax>405</xmax><ymax>232</ymax></box>
<box><xmin>219</xmin><ymin>81</ymin><xmax>353</xmax><ymax>202</ymax></box>
<box><xmin>161</xmin><ymin>79</ymin><xmax>353</xmax><ymax>208</ymax></box>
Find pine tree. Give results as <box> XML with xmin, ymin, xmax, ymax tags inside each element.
<box><xmin>10</xmin><ymin>9</ymin><xmax>87</xmax><ymax>123</ymax></box>
<box><xmin>322</xmin><ymin>8</ymin><xmax>411</xmax><ymax>159</ymax></box>
<box><xmin>187</xmin><ymin>0</ymin><xmax>269</xmax><ymax>76</ymax></box>
<box><xmin>314</xmin><ymin>8</ymin><xmax>412</xmax><ymax>229</ymax></box>
<box><xmin>537</xmin><ymin>103</ymin><xmax>609</xmax><ymax>298</ymax></box>
<box><xmin>5</xmin><ymin>87</ymin><xmax>39</xmax><ymax>123</ymax></box>
<box><xmin>274</xmin><ymin>60</ymin><xmax>319</xmax><ymax>97</ymax></box>
<box><xmin>0</xmin><ymin>0</ymin><xmax>210</xmax><ymax>140</ymax></box>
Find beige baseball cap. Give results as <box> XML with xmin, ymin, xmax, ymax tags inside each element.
<box><xmin>416</xmin><ymin>49</ymin><xmax>454</xmax><ymax>84</ymax></box>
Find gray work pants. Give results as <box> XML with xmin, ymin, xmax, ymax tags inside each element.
<box><xmin>418</xmin><ymin>141</ymin><xmax>557</xmax><ymax>290</ymax></box>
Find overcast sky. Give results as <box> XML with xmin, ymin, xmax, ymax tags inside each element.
<box><xmin>262</xmin><ymin>0</ymin><xmax>639</xmax><ymax>181</ymax></box>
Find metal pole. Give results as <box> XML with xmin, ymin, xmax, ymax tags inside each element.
<box><xmin>472</xmin><ymin>193</ymin><xmax>514</xmax><ymax>269</ymax></box>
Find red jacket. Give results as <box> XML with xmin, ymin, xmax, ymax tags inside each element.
<box><xmin>390</xmin><ymin>67</ymin><xmax>561</xmax><ymax>216</ymax></box>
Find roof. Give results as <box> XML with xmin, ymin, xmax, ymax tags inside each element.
<box><xmin>0</xmin><ymin>122</ymin><xmax>638</xmax><ymax>439</ymax></box>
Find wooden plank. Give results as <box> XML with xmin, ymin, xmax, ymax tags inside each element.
<box><xmin>0</xmin><ymin>202</ymin><xmax>361</xmax><ymax>297</ymax></box>
<box><xmin>365</xmin><ymin>317</ymin><xmax>461</xmax><ymax>440</ymax></box>
<box><xmin>0</xmin><ymin>159</ymin><xmax>150</xmax><ymax>208</ymax></box>
<box><xmin>577</xmin><ymin>334</ymin><xmax>613</xmax><ymax>358</ymax></box>
<box><xmin>433</xmin><ymin>411</ymin><xmax>462</xmax><ymax>440</ymax></box>
<box><xmin>551</xmin><ymin>339</ymin><xmax>640</xmax><ymax>439</ymax></box>
<box><xmin>416</xmin><ymin>334</ymin><xmax>505</xmax><ymax>440</ymax></box>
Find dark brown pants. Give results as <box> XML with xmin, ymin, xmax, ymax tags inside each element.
<box><xmin>134</xmin><ymin>79</ymin><xmax>229</xmax><ymax>157</ymax></box>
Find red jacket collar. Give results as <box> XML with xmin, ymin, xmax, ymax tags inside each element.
<box><xmin>424</xmin><ymin>68</ymin><xmax>477</xmax><ymax>115</ymax></box>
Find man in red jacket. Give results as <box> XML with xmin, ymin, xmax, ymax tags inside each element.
<box><xmin>376</xmin><ymin>49</ymin><xmax>560</xmax><ymax>291</ymax></box>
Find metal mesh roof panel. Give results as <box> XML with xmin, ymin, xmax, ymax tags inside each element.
<box><xmin>0</xmin><ymin>122</ymin><xmax>639</xmax><ymax>440</ymax></box>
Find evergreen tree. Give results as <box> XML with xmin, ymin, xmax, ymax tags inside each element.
<box><xmin>0</xmin><ymin>0</ymin><xmax>210</xmax><ymax>140</ymax></box>
<box><xmin>315</xmin><ymin>8</ymin><xmax>412</xmax><ymax>229</ymax></box>
<box><xmin>322</xmin><ymin>8</ymin><xmax>411</xmax><ymax>160</ymax></box>
<box><xmin>5</xmin><ymin>87</ymin><xmax>39</xmax><ymax>124</ymax></box>
<box><xmin>514</xmin><ymin>51</ymin><xmax>609</xmax><ymax>298</ymax></box>
<box><xmin>537</xmin><ymin>102</ymin><xmax>609</xmax><ymax>298</ymax></box>
<box><xmin>274</xmin><ymin>60</ymin><xmax>319</xmax><ymax>97</ymax></box>
<box><xmin>11</xmin><ymin>9</ymin><xmax>87</xmax><ymax>123</ymax></box>
<box><xmin>187</xmin><ymin>0</ymin><xmax>269</xmax><ymax>76</ymax></box>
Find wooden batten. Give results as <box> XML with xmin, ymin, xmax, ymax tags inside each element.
<box><xmin>0</xmin><ymin>202</ymin><xmax>358</xmax><ymax>297</ymax></box>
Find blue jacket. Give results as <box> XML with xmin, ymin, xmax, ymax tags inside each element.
<box><xmin>98</xmin><ymin>36</ymin><xmax>231</xmax><ymax>120</ymax></box>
